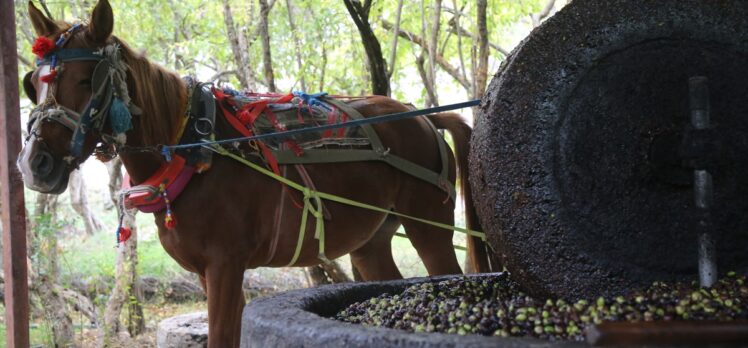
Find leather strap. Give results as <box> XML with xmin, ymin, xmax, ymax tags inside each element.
<box><xmin>276</xmin><ymin>97</ymin><xmax>456</xmax><ymax>200</ymax></box>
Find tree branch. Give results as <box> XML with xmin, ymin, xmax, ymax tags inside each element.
<box><xmin>447</xmin><ymin>18</ymin><xmax>510</xmax><ymax>56</ymax></box>
<box><xmin>208</xmin><ymin>70</ymin><xmax>238</xmax><ymax>83</ymax></box>
<box><xmin>17</xmin><ymin>56</ymin><xmax>34</xmax><ymax>70</ymax></box>
<box><xmin>345</xmin><ymin>0</ymin><xmax>390</xmax><ymax>96</ymax></box>
<box><xmin>474</xmin><ymin>0</ymin><xmax>489</xmax><ymax>99</ymax></box>
<box><xmin>386</xmin><ymin>0</ymin><xmax>404</xmax><ymax>78</ymax></box>
<box><xmin>259</xmin><ymin>0</ymin><xmax>277</xmax><ymax>92</ymax></box>
<box><xmin>531</xmin><ymin>0</ymin><xmax>556</xmax><ymax>27</ymax></box>
<box><xmin>381</xmin><ymin>18</ymin><xmax>470</xmax><ymax>90</ymax></box>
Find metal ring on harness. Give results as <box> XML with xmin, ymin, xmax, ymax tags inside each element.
<box><xmin>194</xmin><ymin>117</ymin><xmax>214</xmax><ymax>136</ymax></box>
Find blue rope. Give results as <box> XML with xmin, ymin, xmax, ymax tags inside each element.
<box><xmin>163</xmin><ymin>99</ymin><xmax>481</xmax><ymax>153</ymax></box>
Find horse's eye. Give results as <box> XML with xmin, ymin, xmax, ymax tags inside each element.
<box><xmin>79</xmin><ymin>79</ymin><xmax>91</xmax><ymax>86</ymax></box>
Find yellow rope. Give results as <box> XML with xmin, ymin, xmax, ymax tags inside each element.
<box><xmin>210</xmin><ymin>144</ymin><xmax>486</xmax><ymax>266</ymax></box>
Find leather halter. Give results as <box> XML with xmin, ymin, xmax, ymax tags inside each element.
<box><xmin>27</xmin><ymin>24</ymin><xmax>136</xmax><ymax>166</ymax></box>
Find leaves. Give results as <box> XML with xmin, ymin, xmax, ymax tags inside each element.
<box><xmin>17</xmin><ymin>0</ymin><xmax>549</xmax><ymax>105</ymax></box>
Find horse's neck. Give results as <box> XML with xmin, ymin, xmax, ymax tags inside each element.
<box><xmin>119</xmin><ymin>151</ymin><xmax>164</xmax><ymax>185</ymax></box>
<box><xmin>118</xmin><ymin>70</ymin><xmax>186</xmax><ymax>185</ymax></box>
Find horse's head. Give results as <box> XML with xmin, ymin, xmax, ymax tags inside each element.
<box><xmin>19</xmin><ymin>0</ymin><xmax>134</xmax><ymax>194</ymax></box>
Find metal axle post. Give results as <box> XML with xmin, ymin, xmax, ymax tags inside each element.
<box><xmin>689</xmin><ymin>76</ymin><xmax>717</xmax><ymax>288</ymax></box>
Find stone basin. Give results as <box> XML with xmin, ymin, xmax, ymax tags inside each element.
<box><xmin>240</xmin><ymin>274</ymin><xmax>585</xmax><ymax>348</ymax></box>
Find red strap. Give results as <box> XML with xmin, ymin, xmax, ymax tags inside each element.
<box><xmin>323</xmin><ymin>108</ymin><xmax>335</xmax><ymax>138</ymax></box>
<box><xmin>264</xmin><ymin>108</ymin><xmax>304</xmax><ymax>156</ymax></box>
<box><xmin>212</xmin><ymin>89</ymin><xmax>304</xmax><ymax>210</ymax></box>
<box><xmin>337</xmin><ymin>108</ymin><xmax>348</xmax><ymax>138</ymax></box>
<box><xmin>237</xmin><ymin>100</ymin><xmax>269</xmax><ymax>125</ymax></box>
<box><xmin>214</xmin><ymin>89</ymin><xmax>282</xmax><ymax>175</ymax></box>
<box><xmin>274</xmin><ymin>93</ymin><xmax>295</xmax><ymax>103</ymax></box>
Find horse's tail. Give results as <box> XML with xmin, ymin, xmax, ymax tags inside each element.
<box><xmin>429</xmin><ymin>113</ymin><xmax>492</xmax><ymax>273</ymax></box>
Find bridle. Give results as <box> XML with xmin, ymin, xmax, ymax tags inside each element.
<box><xmin>26</xmin><ymin>24</ymin><xmax>139</xmax><ymax>167</ymax></box>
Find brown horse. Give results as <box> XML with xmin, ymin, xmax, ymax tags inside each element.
<box><xmin>18</xmin><ymin>1</ymin><xmax>489</xmax><ymax>346</ymax></box>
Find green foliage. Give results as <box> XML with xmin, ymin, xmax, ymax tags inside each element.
<box><xmin>58</xmin><ymin>227</ymin><xmax>188</xmax><ymax>284</ymax></box>
<box><xmin>0</xmin><ymin>319</ymin><xmax>55</xmax><ymax>348</ymax></box>
<box><xmin>17</xmin><ymin>0</ymin><xmax>548</xmax><ymax>105</ymax></box>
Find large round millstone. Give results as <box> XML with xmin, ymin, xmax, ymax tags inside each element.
<box><xmin>470</xmin><ymin>0</ymin><xmax>748</xmax><ymax>300</ymax></box>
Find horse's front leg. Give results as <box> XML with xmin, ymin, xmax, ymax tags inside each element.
<box><xmin>205</xmin><ymin>262</ymin><xmax>245</xmax><ymax>348</ymax></box>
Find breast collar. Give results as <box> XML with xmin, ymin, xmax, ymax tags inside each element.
<box><xmin>122</xmin><ymin>79</ymin><xmax>216</xmax><ymax>214</ymax></box>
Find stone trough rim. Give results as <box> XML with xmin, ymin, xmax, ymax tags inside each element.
<box><xmin>240</xmin><ymin>273</ymin><xmax>586</xmax><ymax>348</ymax></box>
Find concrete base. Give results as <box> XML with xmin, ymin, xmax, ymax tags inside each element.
<box><xmin>157</xmin><ymin>311</ymin><xmax>208</xmax><ymax>348</ymax></box>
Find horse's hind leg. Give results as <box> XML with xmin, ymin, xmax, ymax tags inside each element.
<box><xmin>205</xmin><ymin>263</ymin><xmax>245</xmax><ymax>348</ymax></box>
<box><xmin>396</xmin><ymin>185</ymin><xmax>462</xmax><ymax>275</ymax></box>
<box><xmin>350</xmin><ymin>214</ymin><xmax>403</xmax><ymax>281</ymax></box>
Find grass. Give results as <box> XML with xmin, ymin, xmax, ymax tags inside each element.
<box><xmin>0</xmin><ymin>317</ymin><xmax>55</xmax><ymax>348</ymax></box>
<box><xmin>58</xmin><ymin>213</ymin><xmax>189</xmax><ymax>284</ymax></box>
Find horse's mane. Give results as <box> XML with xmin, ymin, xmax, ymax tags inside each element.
<box><xmin>115</xmin><ymin>38</ymin><xmax>186</xmax><ymax>146</ymax></box>
<box><xmin>61</xmin><ymin>23</ymin><xmax>186</xmax><ymax>146</ymax></box>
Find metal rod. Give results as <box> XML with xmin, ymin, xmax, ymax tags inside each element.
<box><xmin>0</xmin><ymin>0</ymin><xmax>31</xmax><ymax>346</ymax></box>
<box><xmin>166</xmin><ymin>99</ymin><xmax>482</xmax><ymax>151</ymax></box>
<box><xmin>689</xmin><ymin>76</ymin><xmax>716</xmax><ymax>288</ymax></box>
<box><xmin>394</xmin><ymin>231</ymin><xmax>467</xmax><ymax>251</ymax></box>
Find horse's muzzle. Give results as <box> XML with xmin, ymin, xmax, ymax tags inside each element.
<box><xmin>17</xmin><ymin>136</ymin><xmax>70</xmax><ymax>194</ymax></box>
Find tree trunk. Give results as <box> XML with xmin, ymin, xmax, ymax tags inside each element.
<box><xmin>102</xmin><ymin>159</ymin><xmax>144</xmax><ymax>345</ymax></box>
<box><xmin>259</xmin><ymin>0</ymin><xmax>277</xmax><ymax>92</ymax></box>
<box><xmin>343</xmin><ymin>0</ymin><xmax>390</xmax><ymax>96</ymax></box>
<box><xmin>426</xmin><ymin>0</ymin><xmax>442</xmax><ymax>106</ymax></box>
<box><xmin>320</xmin><ymin>261</ymin><xmax>352</xmax><ymax>283</ymax></box>
<box><xmin>285</xmin><ymin>0</ymin><xmax>307</xmax><ymax>91</ymax></box>
<box><xmin>69</xmin><ymin>169</ymin><xmax>102</xmax><ymax>236</ymax></box>
<box><xmin>304</xmin><ymin>260</ymin><xmax>352</xmax><ymax>286</ymax></box>
<box><xmin>473</xmin><ymin>0</ymin><xmax>489</xmax><ymax>99</ymax></box>
<box><xmin>30</xmin><ymin>193</ymin><xmax>76</xmax><ymax>347</ymax></box>
<box><xmin>416</xmin><ymin>53</ymin><xmax>439</xmax><ymax>107</ymax></box>
<box><xmin>222</xmin><ymin>0</ymin><xmax>257</xmax><ymax>90</ymax></box>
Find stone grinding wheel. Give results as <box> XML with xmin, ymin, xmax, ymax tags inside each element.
<box><xmin>469</xmin><ymin>0</ymin><xmax>748</xmax><ymax>300</ymax></box>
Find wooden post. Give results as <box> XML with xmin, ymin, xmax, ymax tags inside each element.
<box><xmin>0</xmin><ymin>0</ymin><xmax>31</xmax><ymax>347</ymax></box>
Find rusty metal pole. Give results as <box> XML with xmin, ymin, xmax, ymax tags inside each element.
<box><xmin>0</xmin><ymin>0</ymin><xmax>31</xmax><ymax>347</ymax></box>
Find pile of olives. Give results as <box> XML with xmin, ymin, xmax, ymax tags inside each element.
<box><xmin>336</xmin><ymin>273</ymin><xmax>748</xmax><ymax>341</ymax></box>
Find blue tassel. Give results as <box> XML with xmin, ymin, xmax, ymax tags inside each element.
<box><xmin>293</xmin><ymin>91</ymin><xmax>331</xmax><ymax>111</ymax></box>
<box><xmin>161</xmin><ymin>146</ymin><xmax>173</xmax><ymax>162</ymax></box>
<box><xmin>110</xmin><ymin>98</ymin><xmax>133</xmax><ymax>135</ymax></box>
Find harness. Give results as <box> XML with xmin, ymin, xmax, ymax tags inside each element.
<box><xmin>210</xmin><ymin>90</ymin><xmax>456</xmax><ymax>201</ymax></box>
<box><xmin>28</xmin><ymin>24</ymin><xmax>140</xmax><ymax>166</ymax></box>
<box><xmin>121</xmin><ymin>79</ymin><xmax>216</xmax><ymax>215</ymax></box>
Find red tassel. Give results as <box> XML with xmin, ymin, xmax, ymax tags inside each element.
<box><xmin>40</xmin><ymin>69</ymin><xmax>58</xmax><ymax>83</ymax></box>
<box><xmin>164</xmin><ymin>214</ymin><xmax>177</xmax><ymax>229</ymax></box>
<box><xmin>32</xmin><ymin>37</ymin><xmax>56</xmax><ymax>58</ymax></box>
<box><xmin>118</xmin><ymin>227</ymin><xmax>132</xmax><ymax>243</ymax></box>
<box><xmin>162</xmin><ymin>185</ymin><xmax>177</xmax><ymax>229</ymax></box>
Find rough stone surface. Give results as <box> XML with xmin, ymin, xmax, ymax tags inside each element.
<box><xmin>164</xmin><ymin>279</ymin><xmax>206</xmax><ymax>303</ymax></box>
<box><xmin>241</xmin><ymin>274</ymin><xmax>586</xmax><ymax>348</ymax></box>
<box><xmin>469</xmin><ymin>0</ymin><xmax>748</xmax><ymax>300</ymax></box>
<box><xmin>137</xmin><ymin>276</ymin><xmax>162</xmax><ymax>302</ymax></box>
<box><xmin>157</xmin><ymin>311</ymin><xmax>208</xmax><ymax>348</ymax></box>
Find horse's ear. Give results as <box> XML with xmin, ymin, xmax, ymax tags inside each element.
<box><xmin>87</xmin><ymin>0</ymin><xmax>114</xmax><ymax>43</ymax></box>
<box><xmin>23</xmin><ymin>71</ymin><xmax>38</xmax><ymax>105</ymax></box>
<box><xmin>28</xmin><ymin>1</ymin><xmax>58</xmax><ymax>37</ymax></box>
